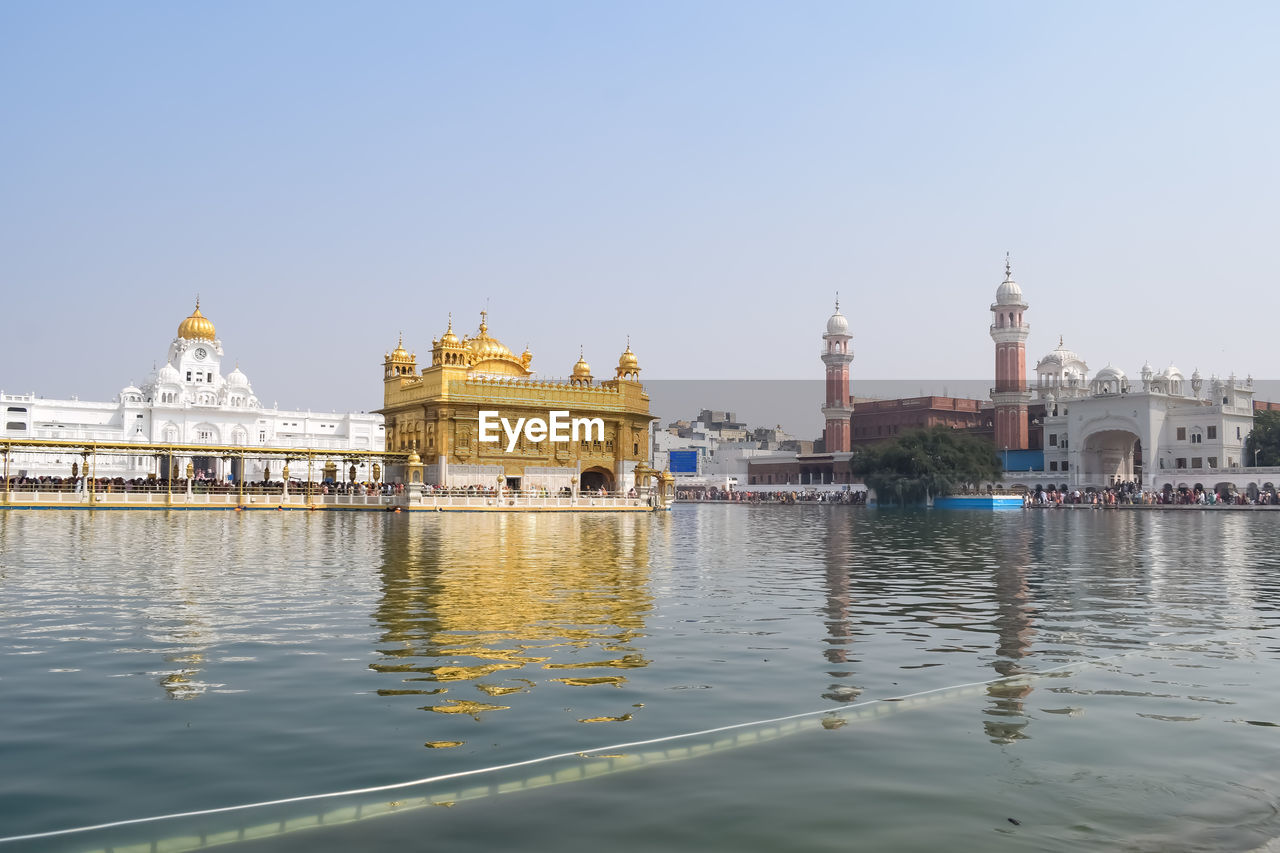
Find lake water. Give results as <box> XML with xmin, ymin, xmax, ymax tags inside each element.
<box><xmin>1</xmin><ymin>507</ymin><xmax>1279</xmax><ymax>852</ymax></box>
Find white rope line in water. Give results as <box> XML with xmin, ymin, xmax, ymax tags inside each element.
<box><xmin>0</xmin><ymin>652</ymin><xmax>1135</xmax><ymax>847</ymax></box>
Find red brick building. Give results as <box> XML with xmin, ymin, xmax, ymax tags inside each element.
<box><xmin>851</xmin><ymin>396</ymin><xmax>986</xmax><ymax>445</ymax></box>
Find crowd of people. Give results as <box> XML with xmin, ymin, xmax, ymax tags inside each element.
<box><xmin>673</xmin><ymin>482</ymin><xmax>1277</xmax><ymax>509</ymax></box>
<box><xmin>1026</xmin><ymin>482</ymin><xmax>1279</xmax><ymax>507</ymax></box>
<box><xmin>2</xmin><ymin>475</ymin><xmax>405</xmax><ymax>497</ymax></box>
<box><xmin>418</xmin><ymin>484</ymin><xmax>634</xmax><ymax>498</ymax></box>
<box><xmin>3</xmin><ymin>477</ymin><xmax>655</xmax><ymax>501</ymax></box>
<box><xmin>677</xmin><ymin>487</ymin><xmax>867</xmax><ymax>505</ymax></box>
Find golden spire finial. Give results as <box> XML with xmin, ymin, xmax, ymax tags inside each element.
<box><xmin>479</xmin><ymin>309</ymin><xmax>488</xmax><ymax>335</ymax></box>
<box><xmin>1059</xmin><ymin>334</ymin><xmax>1064</xmax><ymax>348</ymax></box>
<box><xmin>446</xmin><ymin>313</ymin><xmax>453</xmax><ymax>332</ymax></box>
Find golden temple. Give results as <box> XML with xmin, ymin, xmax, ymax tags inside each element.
<box><xmin>379</xmin><ymin>312</ymin><xmax>656</xmax><ymax>494</ymax></box>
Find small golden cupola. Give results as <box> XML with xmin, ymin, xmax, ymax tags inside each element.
<box><xmin>570</xmin><ymin>346</ymin><xmax>593</xmax><ymax>386</ymax></box>
<box><xmin>384</xmin><ymin>332</ymin><xmax>417</xmax><ymax>379</ymax></box>
<box><xmin>177</xmin><ymin>298</ymin><xmax>216</xmax><ymax>341</ymax></box>
<box><xmin>616</xmin><ymin>338</ymin><xmax>640</xmax><ymax>380</ymax></box>
<box><xmin>432</xmin><ymin>315</ymin><xmax>467</xmax><ymax>367</ymax></box>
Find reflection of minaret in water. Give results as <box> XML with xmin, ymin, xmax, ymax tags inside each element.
<box><xmin>820</xmin><ymin>510</ymin><xmax>862</xmax><ymax>703</ymax></box>
<box><xmin>984</xmin><ymin>530</ymin><xmax>1036</xmax><ymax>743</ymax></box>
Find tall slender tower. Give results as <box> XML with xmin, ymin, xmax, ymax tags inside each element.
<box><xmin>989</xmin><ymin>255</ymin><xmax>1031</xmax><ymax>450</ymax></box>
<box><xmin>822</xmin><ymin>297</ymin><xmax>854</xmax><ymax>453</ymax></box>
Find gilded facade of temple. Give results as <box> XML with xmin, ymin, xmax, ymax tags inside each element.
<box><xmin>378</xmin><ymin>312</ymin><xmax>654</xmax><ymax>493</ymax></box>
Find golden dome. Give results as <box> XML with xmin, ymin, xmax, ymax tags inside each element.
<box><xmin>178</xmin><ymin>299</ymin><xmax>216</xmax><ymax>341</ymax></box>
<box><xmin>572</xmin><ymin>347</ymin><xmax>592</xmax><ymax>378</ymax></box>
<box><xmin>618</xmin><ymin>342</ymin><xmax>639</xmax><ymax>371</ymax></box>
<box><xmin>470</xmin><ymin>336</ymin><xmax>515</xmax><ymax>360</ymax></box>
<box><xmin>391</xmin><ymin>332</ymin><xmax>410</xmax><ymax>360</ymax></box>
<box><xmin>465</xmin><ymin>311</ymin><xmax>524</xmax><ymax>369</ymax></box>
<box><xmin>441</xmin><ymin>315</ymin><xmax>460</xmax><ymax>346</ymax></box>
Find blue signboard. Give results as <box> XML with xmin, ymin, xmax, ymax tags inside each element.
<box><xmin>1000</xmin><ymin>449</ymin><xmax>1045</xmax><ymax>472</ymax></box>
<box><xmin>668</xmin><ymin>449</ymin><xmax>699</xmax><ymax>474</ymax></box>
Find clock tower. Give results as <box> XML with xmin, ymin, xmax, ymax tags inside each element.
<box><xmin>164</xmin><ymin>299</ymin><xmax>228</xmax><ymax>404</ymax></box>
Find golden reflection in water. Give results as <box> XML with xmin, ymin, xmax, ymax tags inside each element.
<box><xmin>371</xmin><ymin>513</ymin><xmax>653</xmax><ymax>722</ymax></box>
<box><xmin>986</xmin><ymin>528</ymin><xmax>1035</xmax><ymax>744</ymax></box>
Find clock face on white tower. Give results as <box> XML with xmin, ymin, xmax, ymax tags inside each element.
<box><xmin>193</xmin><ymin>347</ymin><xmax>208</xmax><ymax>361</ymax></box>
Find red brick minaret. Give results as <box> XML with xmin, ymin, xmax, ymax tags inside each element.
<box><xmin>989</xmin><ymin>255</ymin><xmax>1031</xmax><ymax>450</ymax></box>
<box><xmin>822</xmin><ymin>297</ymin><xmax>854</xmax><ymax>453</ymax></box>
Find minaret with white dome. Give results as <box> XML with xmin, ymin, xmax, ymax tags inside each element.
<box><xmin>989</xmin><ymin>255</ymin><xmax>1032</xmax><ymax>450</ymax></box>
<box><xmin>821</xmin><ymin>296</ymin><xmax>854</xmax><ymax>453</ymax></box>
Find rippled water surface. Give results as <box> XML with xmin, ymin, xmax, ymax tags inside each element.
<box><xmin>2</xmin><ymin>507</ymin><xmax>1280</xmax><ymax>852</ymax></box>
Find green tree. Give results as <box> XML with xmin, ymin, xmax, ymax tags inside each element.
<box><xmin>1245</xmin><ymin>410</ymin><xmax>1280</xmax><ymax>467</ymax></box>
<box><xmin>851</xmin><ymin>426</ymin><xmax>1003</xmax><ymax>507</ymax></box>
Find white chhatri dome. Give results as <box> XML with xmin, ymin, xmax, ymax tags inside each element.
<box><xmin>1094</xmin><ymin>365</ymin><xmax>1126</xmax><ymax>382</ymax></box>
<box><xmin>994</xmin><ymin>256</ymin><xmax>1024</xmax><ymax>306</ymax></box>
<box><xmin>1035</xmin><ymin>336</ymin><xmax>1089</xmax><ymax>391</ymax></box>
<box><xmin>227</xmin><ymin>365</ymin><xmax>252</xmax><ymax>389</ymax></box>
<box><xmin>995</xmin><ymin>277</ymin><xmax>1023</xmax><ymax>306</ymax></box>
<box><xmin>157</xmin><ymin>363</ymin><xmax>181</xmax><ymax>384</ymax></box>
<box><xmin>1036</xmin><ymin>337</ymin><xmax>1085</xmax><ymax>369</ymax></box>
<box><xmin>826</xmin><ymin>298</ymin><xmax>849</xmax><ymax>336</ymax></box>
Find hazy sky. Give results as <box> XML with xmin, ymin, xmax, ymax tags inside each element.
<box><xmin>3</xmin><ymin>1</ymin><xmax>1277</xmax><ymax>420</ymax></box>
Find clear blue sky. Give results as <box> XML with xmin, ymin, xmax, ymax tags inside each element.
<box><xmin>2</xmin><ymin>1</ymin><xmax>1277</xmax><ymax>418</ymax></box>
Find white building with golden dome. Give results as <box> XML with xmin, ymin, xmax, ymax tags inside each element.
<box><xmin>379</xmin><ymin>312</ymin><xmax>654</xmax><ymax>493</ymax></box>
<box><xmin>0</xmin><ymin>301</ymin><xmax>384</xmax><ymax>480</ymax></box>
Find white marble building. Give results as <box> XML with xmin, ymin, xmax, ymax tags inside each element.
<box><xmin>2</xmin><ymin>302</ymin><xmax>384</xmax><ymax>480</ymax></box>
<box><xmin>1021</xmin><ymin>336</ymin><xmax>1256</xmax><ymax>491</ymax></box>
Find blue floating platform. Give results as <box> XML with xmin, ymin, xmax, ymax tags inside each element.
<box><xmin>932</xmin><ymin>495</ymin><xmax>1024</xmax><ymax>510</ymax></box>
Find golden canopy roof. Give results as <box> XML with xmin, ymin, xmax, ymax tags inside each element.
<box><xmin>464</xmin><ymin>311</ymin><xmax>532</xmax><ymax>375</ymax></box>
<box><xmin>178</xmin><ymin>300</ymin><xmax>216</xmax><ymax>341</ymax></box>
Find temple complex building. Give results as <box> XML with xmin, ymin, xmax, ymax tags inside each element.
<box><xmin>989</xmin><ymin>261</ymin><xmax>1258</xmax><ymax>491</ymax></box>
<box><xmin>1</xmin><ymin>301</ymin><xmax>383</xmax><ymax>481</ymax></box>
<box><xmin>378</xmin><ymin>312</ymin><xmax>655</xmax><ymax>493</ymax></box>
<box><xmin>747</xmin><ymin>260</ymin><xmax>1270</xmax><ymax>495</ymax></box>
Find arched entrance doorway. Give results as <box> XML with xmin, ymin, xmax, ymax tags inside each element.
<box><xmin>580</xmin><ymin>467</ymin><xmax>614</xmax><ymax>493</ymax></box>
<box><xmin>1080</xmin><ymin>429</ymin><xmax>1141</xmax><ymax>487</ymax></box>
